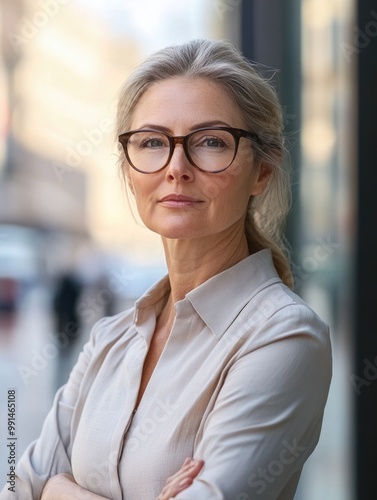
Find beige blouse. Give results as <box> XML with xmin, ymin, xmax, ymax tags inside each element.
<box><xmin>0</xmin><ymin>249</ymin><xmax>332</xmax><ymax>500</ymax></box>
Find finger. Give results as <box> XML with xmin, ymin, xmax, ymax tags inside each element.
<box><xmin>164</xmin><ymin>459</ymin><xmax>195</xmax><ymax>484</ymax></box>
<box><xmin>164</xmin><ymin>459</ymin><xmax>204</xmax><ymax>485</ymax></box>
<box><xmin>165</xmin><ymin>459</ymin><xmax>203</xmax><ymax>484</ymax></box>
<box><xmin>158</xmin><ymin>461</ymin><xmax>204</xmax><ymax>500</ymax></box>
<box><xmin>159</xmin><ymin>477</ymin><xmax>193</xmax><ymax>500</ymax></box>
<box><xmin>187</xmin><ymin>459</ymin><xmax>204</xmax><ymax>477</ymax></box>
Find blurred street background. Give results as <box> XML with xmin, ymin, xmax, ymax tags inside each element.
<box><xmin>1</xmin><ymin>1</ymin><xmax>376</xmax><ymax>499</ymax></box>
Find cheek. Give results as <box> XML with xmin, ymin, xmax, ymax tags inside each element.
<box><xmin>233</xmin><ymin>176</ymin><xmax>255</xmax><ymax>215</ymax></box>
<box><xmin>211</xmin><ymin>180</ymin><xmax>251</xmax><ymax>221</ymax></box>
<box><xmin>218</xmin><ymin>165</ymin><xmax>254</xmax><ymax>201</ymax></box>
<box><xmin>129</xmin><ymin>175</ymin><xmax>161</xmax><ymax>216</ymax></box>
<box><xmin>133</xmin><ymin>188</ymin><xmax>149</xmax><ymax>216</ymax></box>
<box><xmin>202</xmin><ymin>163</ymin><xmax>243</xmax><ymax>199</ymax></box>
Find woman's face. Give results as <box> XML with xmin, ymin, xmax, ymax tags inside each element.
<box><xmin>125</xmin><ymin>77</ymin><xmax>271</xmax><ymax>241</ymax></box>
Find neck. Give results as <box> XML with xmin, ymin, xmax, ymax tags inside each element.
<box><xmin>162</xmin><ymin>224</ymin><xmax>250</xmax><ymax>307</ymax></box>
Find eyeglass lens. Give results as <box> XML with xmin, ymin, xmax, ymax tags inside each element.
<box><xmin>125</xmin><ymin>129</ymin><xmax>237</xmax><ymax>173</ymax></box>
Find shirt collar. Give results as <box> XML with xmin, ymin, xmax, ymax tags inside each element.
<box><xmin>134</xmin><ymin>275</ymin><xmax>170</xmax><ymax>320</ymax></box>
<box><xmin>134</xmin><ymin>249</ymin><xmax>282</xmax><ymax>338</ymax></box>
<box><xmin>185</xmin><ymin>249</ymin><xmax>282</xmax><ymax>337</ymax></box>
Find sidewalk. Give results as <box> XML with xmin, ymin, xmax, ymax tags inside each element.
<box><xmin>0</xmin><ymin>285</ymin><xmax>90</xmax><ymax>484</ymax></box>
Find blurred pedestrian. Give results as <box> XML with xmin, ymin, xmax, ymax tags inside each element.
<box><xmin>52</xmin><ymin>273</ymin><xmax>82</xmax><ymax>388</ymax></box>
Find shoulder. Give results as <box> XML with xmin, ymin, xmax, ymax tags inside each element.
<box><xmin>227</xmin><ymin>281</ymin><xmax>332</xmax><ymax>385</ymax></box>
<box><xmin>89</xmin><ymin>306</ymin><xmax>136</xmax><ymax>350</ymax></box>
<box><xmin>242</xmin><ymin>280</ymin><xmax>330</xmax><ymax>344</ymax></box>
<box><xmin>226</xmin><ymin>284</ymin><xmax>332</xmax><ymax>408</ymax></box>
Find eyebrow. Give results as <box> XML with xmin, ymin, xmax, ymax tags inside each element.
<box><xmin>135</xmin><ymin>120</ymin><xmax>233</xmax><ymax>133</ymax></box>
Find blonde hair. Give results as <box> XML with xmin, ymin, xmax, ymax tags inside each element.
<box><xmin>116</xmin><ymin>39</ymin><xmax>293</xmax><ymax>288</ymax></box>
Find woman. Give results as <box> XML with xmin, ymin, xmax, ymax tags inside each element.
<box><xmin>0</xmin><ymin>39</ymin><xmax>332</xmax><ymax>500</ymax></box>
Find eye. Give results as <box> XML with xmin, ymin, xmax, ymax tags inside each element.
<box><xmin>140</xmin><ymin>136</ymin><xmax>167</xmax><ymax>148</ymax></box>
<box><xmin>203</xmin><ymin>137</ymin><xmax>226</xmax><ymax>148</ymax></box>
<box><xmin>191</xmin><ymin>131</ymin><xmax>232</xmax><ymax>150</ymax></box>
<box><xmin>198</xmin><ymin>136</ymin><xmax>227</xmax><ymax>149</ymax></box>
<box><xmin>129</xmin><ymin>131</ymin><xmax>170</xmax><ymax>150</ymax></box>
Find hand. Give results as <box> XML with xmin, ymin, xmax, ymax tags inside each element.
<box><xmin>156</xmin><ymin>458</ymin><xmax>204</xmax><ymax>500</ymax></box>
<box><xmin>41</xmin><ymin>473</ymin><xmax>110</xmax><ymax>499</ymax></box>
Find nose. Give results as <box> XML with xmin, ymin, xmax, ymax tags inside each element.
<box><xmin>164</xmin><ymin>143</ymin><xmax>194</xmax><ymax>182</ymax></box>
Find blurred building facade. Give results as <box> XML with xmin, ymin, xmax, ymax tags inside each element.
<box><xmin>1</xmin><ymin>0</ymin><xmax>142</xmax><ymax>253</ymax></box>
<box><xmin>0</xmin><ymin>0</ymin><xmax>234</xmax><ymax>258</ymax></box>
<box><xmin>241</xmin><ymin>1</ymin><xmax>355</xmax><ymax>499</ymax></box>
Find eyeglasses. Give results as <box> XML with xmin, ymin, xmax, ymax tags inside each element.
<box><xmin>118</xmin><ymin>126</ymin><xmax>261</xmax><ymax>174</ymax></box>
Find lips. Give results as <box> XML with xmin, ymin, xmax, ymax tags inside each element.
<box><xmin>159</xmin><ymin>194</ymin><xmax>204</xmax><ymax>207</ymax></box>
<box><xmin>160</xmin><ymin>194</ymin><xmax>202</xmax><ymax>202</ymax></box>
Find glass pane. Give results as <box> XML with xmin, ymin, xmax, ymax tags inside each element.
<box><xmin>295</xmin><ymin>1</ymin><xmax>355</xmax><ymax>499</ymax></box>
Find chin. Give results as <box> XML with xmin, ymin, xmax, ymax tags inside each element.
<box><xmin>143</xmin><ymin>212</ymin><xmax>204</xmax><ymax>238</ymax></box>
<box><xmin>159</xmin><ymin>229</ymin><xmax>199</xmax><ymax>240</ymax></box>
<box><xmin>149</xmin><ymin>222</ymin><xmax>203</xmax><ymax>240</ymax></box>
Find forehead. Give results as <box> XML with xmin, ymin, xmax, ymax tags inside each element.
<box><xmin>130</xmin><ymin>77</ymin><xmax>245</xmax><ymax>130</ymax></box>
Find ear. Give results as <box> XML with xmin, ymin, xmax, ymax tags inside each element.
<box><xmin>250</xmin><ymin>162</ymin><xmax>272</xmax><ymax>196</ymax></box>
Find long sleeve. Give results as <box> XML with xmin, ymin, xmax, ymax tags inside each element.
<box><xmin>0</xmin><ymin>320</ymin><xmax>99</xmax><ymax>500</ymax></box>
<box><xmin>174</xmin><ymin>304</ymin><xmax>332</xmax><ymax>500</ymax></box>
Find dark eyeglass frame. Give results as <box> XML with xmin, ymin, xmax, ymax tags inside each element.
<box><xmin>118</xmin><ymin>126</ymin><xmax>262</xmax><ymax>174</ymax></box>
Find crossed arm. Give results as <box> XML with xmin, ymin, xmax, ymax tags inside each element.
<box><xmin>41</xmin><ymin>459</ymin><xmax>204</xmax><ymax>500</ymax></box>
<box><xmin>1</xmin><ymin>306</ymin><xmax>331</xmax><ymax>500</ymax></box>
